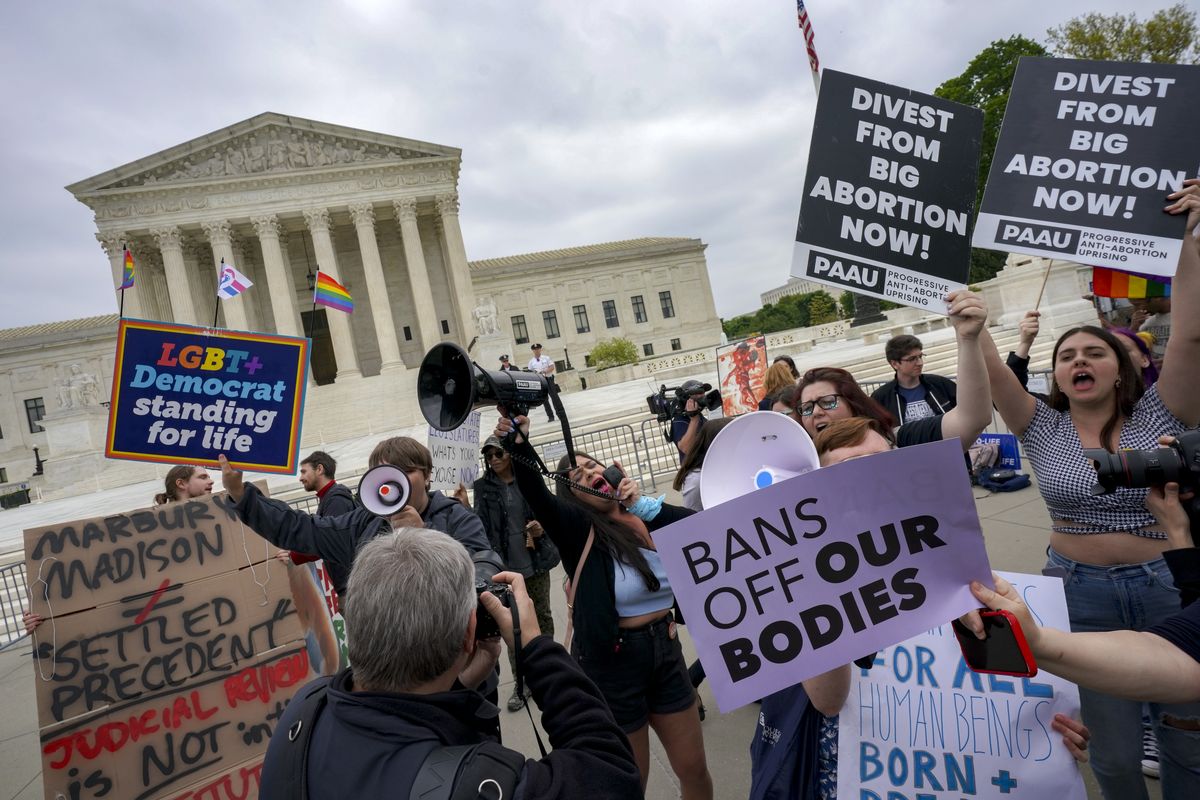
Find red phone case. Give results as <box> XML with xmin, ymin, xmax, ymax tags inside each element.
<box><xmin>953</xmin><ymin>609</ymin><xmax>1038</xmax><ymax>678</ymax></box>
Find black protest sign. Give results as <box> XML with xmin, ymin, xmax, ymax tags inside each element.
<box><xmin>791</xmin><ymin>70</ymin><xmax>983</xmax><ymax>312</ymax></box>
<box><xmin>974</xmin><ymin>57</ymin><xmax>1199</xmax><ymax>276</ymax></box>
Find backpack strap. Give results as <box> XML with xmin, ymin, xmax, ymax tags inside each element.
<box><xmin>562</xmin><ymin>527</ymin><xmax>595</xmax><ymax>652</ymax></box>
<box><xmin>410</xmin><ymin>741</ymin><xmax>524</xmax><ymax>800</ymax></box>
<box><xmin>276</xmin><ymin>678</ymin><xmax>332</xmax><ymax>800</ymax></box>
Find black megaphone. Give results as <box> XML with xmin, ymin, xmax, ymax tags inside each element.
<box><xmin>417</xmin><ymin>342</ymin><xmax>551</xmax><ymax>431</ymax></box>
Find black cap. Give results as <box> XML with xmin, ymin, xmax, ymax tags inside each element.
<box><xmin>481</xmin><ymin>435</ymin><xmax>504</xmax><ymax>454</ymax></box>
<box><xmin>680</xmin><ymin>379</ymin><xmax>712</xmax><ymax>395</ymax></box>
<box><xmin>499</xmin><ymin>354</ymin><xmax>509</xmax><ymax>361</ymax></box>
<box><xmin>531</xmin><ymin>343</ymin><xmax>542</xmax><ymax>350</ymax></box>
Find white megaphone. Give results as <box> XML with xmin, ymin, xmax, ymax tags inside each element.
<box><xmin>699</xmin><ymin>411</ymin><xmax>820</xmax><ymax>508</ymax></box>
<box><xmin>358</xmin><ymin>465</ymin><xmax>412</xmax><ymax>517</ymax></box>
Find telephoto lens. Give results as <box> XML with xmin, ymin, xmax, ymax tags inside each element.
<box><xmin>1083</xmin><ymin>430</ymin><xmax>1200</xmax><ymax>495</ymax></box>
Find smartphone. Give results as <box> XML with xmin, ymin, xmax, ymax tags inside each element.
<box><xmin>951</xmin><ymin>610</ymin><xmax>1038</xmax><ymax>677</ymax></box>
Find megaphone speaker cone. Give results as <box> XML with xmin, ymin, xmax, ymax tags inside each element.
<box><xmin>358</xmin><ymin>465</ymin><xmax>412</xmax><ymax>517</ymax></box>
<box><xmin>699</xmin><ymin>411</ymin><xmax>820</xmax><ymax>509</ymax></box>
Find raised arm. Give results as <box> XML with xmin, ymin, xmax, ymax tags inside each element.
<box><xmin>1156</xmin><ymin>179</ymin><xmax>1200</xmax><ymax>427</ymax></box>
<box><xmin>494</xmin><ymin>409</ymin><xmax>589</xmax><ymax>543</ymax></box>
<box><xmin>937</xmin><ymin>290</ymin><xmax>993</xmax><ymax>450</ymax></box>
<box><xmin>802</xmin><ymin>664</ymin><xmax>852</xmax><ymax>717</ymax></box>
<box><xmin>981</xmin><ymin>326</ymin><xmax>1037</xmax><ymax>437</ymax></box>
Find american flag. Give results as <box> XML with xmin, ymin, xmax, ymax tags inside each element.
<box><xmin>796</xmin><ymin>0</ymin><xmax>820</xmax><ymax>74</ymax></box>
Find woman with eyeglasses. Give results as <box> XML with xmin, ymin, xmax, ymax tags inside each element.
<box><xmin>974</xmin><ymin>181</ymin><xmax>1200</xmax><ymax>799</ymax></box>
<box><xmin>796</xmin><ymin>290</ymin><xmax>993</xmax><ymax>452</ymax></box>
<box><xmin>493</xmin><ymin>410</ymin><xmax>714</xmax><ymax>799</ymax></box>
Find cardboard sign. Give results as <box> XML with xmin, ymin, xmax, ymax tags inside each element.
<box><xmin>428</xmin><ymin>410</ymin><xmax>482</xmax><ymax>492</ymax></box>
<box><xmin>838</xmin><ymin>572</ymin><xmax>1086</xmax><ymax>800</ymax></box>
<box><xmin>716</xmin><ymin>335</ymin><xmax>768</xmax><ymax>416</ymax></box>
<box><xmin>975</xmin><ymin>433</ymin><xmax>1021</xmax><ymax>470</ymax></box>
<box><xmin>107</xmin><ymin>319</ymin><xmax>309</xmax><ymax>474</ymax></box>
<box><xmin>974</xmin><ymin>58</ymin><xmax>1199</xmax><ymax>276</ymax></box>
<box><xmin>652</xmin><ymin>439</ymin><xmax>992</xmax><ymax>712</ymax></box>
<box><xmin>24</xmin><ymin>492</ymin><xmax>315</xmax><ymax>800</ymax></box>
<box><xmin>792</xmin><ymin>70</ymin><xmax>983</xmax><ymax>312</ymax></box>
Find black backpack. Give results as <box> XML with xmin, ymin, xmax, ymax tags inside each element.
<box><xmin>275</xmin><ymin>680</ymin><xmax>524</xmax><ymax>800</ymax></box>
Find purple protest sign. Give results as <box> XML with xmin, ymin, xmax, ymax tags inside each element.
<box><xmin>652</xmin><ymin>438</ymin><xmax>992</xmax><ymax>712</ymax></box>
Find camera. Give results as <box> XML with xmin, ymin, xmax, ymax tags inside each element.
<box><xmin>472</xmin><ymin>550</ymin><xmax>512</xmax><ymax>640</ymax></box>
<box><xmin>1083</xmin><ymin>430</ymin><xmax>1200</xmax><ymax>495</ymax></box>
<box><xmin>645</xmin><ymin>380</ymin><xmax>722</xmax><ymax>422</ymax></box>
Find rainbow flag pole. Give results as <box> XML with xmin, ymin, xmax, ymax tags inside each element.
<box><xmin>118</xmin><ymin>244</ymin><xmax>134</xmax><ymax>318</ymax></box>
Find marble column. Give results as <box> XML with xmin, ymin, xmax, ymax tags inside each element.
<box><xmin>151</xmin><ymin>226</ymin><xmax>198</xmax><ymax>325</ymax></box>
<box><xmin>435</xmin><ymin>192</ymin><xmax>477</xmax><ymax>343</ymax></box>
<box><xmin>97</xmin><ymin>231</ymin><xmax>143</xmax><ymax>318</ymax></box>
<box><xmin>392</xmin><ymin>197</ymin><xmax>440</xmax><ymax>349</ymax></box>
<box><xmin>201</xmin><ymin>220</ymin><xmax>249</xmax><ymax>330</ymax></box>
<box><xmin>182</xmin><ymin>239</ymin><xmax>213</xmax><ymax>326</ymax></box>
<box><xmin>251</xmin><ymin>215</ymin><xmax>301</xmax><ymax>337</ymax></box>
<box><xmin>348</xmin><ymin>202</ymin><xmax>403</xmax><ymax>371</ymax></box>
<box><xmin>303</xmin><ymin>207</ymin><xmax>361</xmax><ymax>379</ymax></box>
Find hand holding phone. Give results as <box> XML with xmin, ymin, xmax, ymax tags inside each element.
<box><xmin>952</xmin><ymin>609</ymin><xmax>1038</xmax><ymax>678</ymax></box>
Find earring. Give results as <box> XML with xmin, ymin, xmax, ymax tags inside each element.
<box><xmin>1115</xmin><ymin>379</ymin><xmax>1122</xmax><ymax>387</ymax></box>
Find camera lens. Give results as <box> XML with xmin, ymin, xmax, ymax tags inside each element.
<box><xmin>1084</xmin><ymin>446</ymin><xmax>1186</xmax><ymax>494</ymax></box>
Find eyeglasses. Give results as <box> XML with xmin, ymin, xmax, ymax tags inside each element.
<box><xmin>484</xmin><ymin>450</ymin><xmax>506</xmax><ymax>461</ymax></box>
<box><xmin>798</xmin><ymin>394</ymin><xmax>841</xmax><ymax>416</ymax></box>
<box><xmin>899</xmin><ymin>354</ymin><xmax>925</xmax><ymax>364</ymax></box>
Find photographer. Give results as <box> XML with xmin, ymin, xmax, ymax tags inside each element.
<box><xmin>259</xmin><ymin>529</ymin><xmax>640</xmax><ymax>799</ymax></box>
<box><xmin>670</xmin><ymin>379</ymin><xmax>714</xmax><ymax>461</ymax></box>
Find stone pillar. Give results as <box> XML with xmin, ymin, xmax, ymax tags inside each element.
<box><xmin>97</xmin><ymin>231</ymin><xmax>143</xmax><ymax>318</ymax></box>
<box><xmin>251</xmin><ymin>215</ymin><xmax>301</xmax><ymax>337</ymax></box>
<box><xmin>392</xmin><ymin>198</ymin><xmax>441</xmax><ymax>349</ymax></box>
<box><xmin>151</xmin><ymin>226</ymin><xmax>198</xmax><ymax>325</ymax></box>
<box><xmin>303</xmin><ymin>207</ymin><xmax>361</xmax><ymax>379</ymax></box>
<box><xmin>202</xmin><ymin>220</ymin><xmax>250</xmax><ymax>330</ymax></box>
<box><xmin>182</xmin><ymin>239</ymin><xmax>213</xmax><ymax>325</ymax></box>
<box><xmin>435</xmin><ymin>192</ymin><xmax>477</xmax><ymax>342</ymax></box>
<box><xmin>348</xmin><ymin>202</ymin><xmax>404</xmax><ymax>371</ymax></box>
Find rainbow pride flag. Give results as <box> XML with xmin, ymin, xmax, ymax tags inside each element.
<box><xmin>1092</xmin><ymin>266</ymin><xmax>1171</xmax><ymax>299</ymax></box>
<box><xmin>119</xmin><ymin>247</ymin><xmax>135</xmax><ymax>290</ymax></box>
<box><xmin>314</xmin><ymin>271</ymin><xmax>354</xmax><ymax>313</ymax></box>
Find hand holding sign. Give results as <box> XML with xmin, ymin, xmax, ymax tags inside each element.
<box><xmin>947</xmin><ymin>289</ymin><xmax>987</xmax><ymax>339</ymax></box>
<box><xmin>219</xmin><ymin>454</ymin><xmax>245</xmax><ymax>502</ymax></box>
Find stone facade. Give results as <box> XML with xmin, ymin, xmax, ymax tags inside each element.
<box><xmin>760</xmin><ymin>275</ymin><xmax>843</xmax><ymax>307</ymax></box>
<box><xmin>0</xmin><ymin>114</ymin><xmax>724</xmax><ymax>487</ymax></box>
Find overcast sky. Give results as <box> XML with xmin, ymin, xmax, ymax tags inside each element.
<box><xmin>0</xmin><ymin>0</ymin><xmax>1165</xmax><ymax>328</ymax></box>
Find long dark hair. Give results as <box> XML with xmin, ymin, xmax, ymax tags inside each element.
<box><xmin>155</xmin><ymin>465</ymin><xmax>196</xmax><ymax>505</ymax></box>
<box><xmin>1048</xmin><ymin>325</ymin><xmax>1144</xmax><ymax>452</ymax></box>
<box><xmin>798</xmin><ymin>367</ymin><xmax>897</xmax><ymax>429</ymax></box>
<box><xmin>556</xmin><ymin>451</ymin><xmax>659</xmax><ymax>590</ymax></box>
<box><xmin>673</xmin><ymin>417</ymin><xmax>735</xmax><ymax>491</ymax></box>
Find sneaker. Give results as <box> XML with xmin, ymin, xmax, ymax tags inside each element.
<box><xmin>506</xmin><ymin>685</ymin><xmax>530</xmax><ymax>712</ymax></box>
<box><xmin>1142</xmin><ymin>723</ymin><xmax>1160</xmax><ymax>779</ymax></box>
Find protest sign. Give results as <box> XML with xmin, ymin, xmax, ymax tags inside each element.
<box><xmin>792</xmin><ymin>70</ymin><xmax>983</xmax><ymax>312</ymax></box>
<box><xmin>24</xmin><ymin>493</ymin><xmax>314</xmax><ymax>800</ymax></box>
<box><xmin>106</xmin><ymin>319</ymin><xmax>309</xmax><ymax>475</ymax></box>
<box><xmin>428</xmin><ymin>410</ymin><xmax>481</xmax><ymax>492</ymax></box>
<box><xmin>652</xmin><ymin>439</ymin><xmax>991</xmax><ymax>712</ymax></box>
<box><xmin>974</xmin><ymin>433</ymin><xmax>1021</xmax><ymax>470</ymax></box>
<box><xmin>716</xmin><ymin>335</ymin><xmax>767</xmax><ymax>416</ymax></box>
<box><xmin>974</xmin><ymin>58</ymin><xmax>1199</xmax><ymax>276</ymax></box>
<box><xmin>838</xmin><ymin>571</ymin><xmax>1085</xmax><ymax>800</ymax></box>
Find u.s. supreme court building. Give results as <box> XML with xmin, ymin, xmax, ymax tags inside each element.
<box><xmin>0</xmin><ymin>113</ymin><xmax>721</xmax><ymax>494</ymax></box>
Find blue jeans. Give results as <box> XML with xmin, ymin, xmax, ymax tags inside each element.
<box><xmin>1047</xmin><ymin>548</ymin><xmax>1200</xmax><ymax>800</ymax></box>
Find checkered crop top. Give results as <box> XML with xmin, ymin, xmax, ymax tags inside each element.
<box><xmin>1019</xmin><ymin>385</ymin><xmax>1189</xmax><ymax>537</ymax></box>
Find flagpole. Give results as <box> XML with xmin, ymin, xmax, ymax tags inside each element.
<box><xmin>1033</xmin><ymin>261</ymin><xmax>1054</xmax><ymax>311</ymax></box>
<box><xmin>118</xmin><ymin>241</ymin><xmax>127</xmax><ymax>319</ymax></box>
<box><xmin>213</xmin><ymin>258</ymin><xmax>224</xmax><ymax>328</ymax></box>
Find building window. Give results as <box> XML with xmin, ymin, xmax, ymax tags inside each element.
<box><xmin>542</xmin><ymin>310</ymin><xmax>560</xmax><ymax>339</ymax></box>
<box><xmin>441</xmin><ymin>319</ymin><xmax>450</xmax><ymax>335</ymax></box>
<box><xmin>643</xmin><ymin>343</ymin><xmax>654</xmax><ymax>357</ymax></box>
<box><xmin>631</xmin><ymin>295</ymin><xmax>648</xmax><ymax>324</ymax></box>
<box><xmin>25</xmin><ymin>397</ymin><xmax>46</xmax><ymax>433</ymax></box>
<box><xmin>573</xmin><ymin>305</ymin><xmax>590</xmax><ymax>333</ymax></box>
<box><xmin>511</xmin><ymin>315</ymin><xmax>529</xmax><ymax>344</ymax></box>
<box><xmin>602</xmin><ymin>300</ymin><xmax>619</xmax><ymax>328</ymax></box>
<box><xmin>659</xmin><ymin>290</ymin><xmax>675</xmax><ymax>318</ymax></box>
<box><xmin>403</xmin><ymin>325</ymin><xmax>413</xmax><ymax>341</ymax></box>
<box><xmin>671</xmin><ymin>338</ymin><xmax>682</xmax><ymax>351</ymax></box>
<box><xmin>0</xmin><ymin>468</ymin><xmax>6</xmax><ymax>484</ymax></box>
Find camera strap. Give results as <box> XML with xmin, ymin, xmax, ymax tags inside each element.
<box><xmin>510</xmin><ymin>595</ymin><xmax>547</xmax><ymax>758</ymax></box>
<box><xmin>503</xmin><ymin>387</ymin><xmax>613</xmax><ymax>499</ymax></box>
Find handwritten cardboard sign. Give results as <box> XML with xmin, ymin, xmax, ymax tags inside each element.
<box><xmin>428</xmin><ymin>410</ymin><xmax>481</xmax><ymax>492</ymax></box>
<box><xmin>837</xmin><ymin>571</ymin><xmax>1086</xmax><ymax>800</ymax></box>
<box><xmin>974</xmin><ymin>58</ymin><xmax>1199</xmax><ymax>276</ymax></box>
<box><xmin>652</xmin><ymin>439</ymin><xmax>992</xmax><ymax>712</ymax></box>
<box><xmin>25</xmin><ymin>492</ymin><xmax>314</xmax><ymax>800</ymax></box>
<box><xmin>792</xmin><ymin>70</ymin><xmax>982</xmax><ymax>312</ymax></box>
<box><xmin>106</xmin><ymin>319</ymin><xmax>309</xmax><ymax>474</ymax></box>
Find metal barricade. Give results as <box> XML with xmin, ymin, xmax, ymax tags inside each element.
<box><xmin>639</xmin><ymin>418</ymin><xmax>684</xmax><ymax>491</ymax></box>
<box><xmin>0</xmin><ymin>561</ymin><xmax>29</xmax><ymax>651</ymax></box>
<box><xmin>285</xmin><ymin>495</ymin><xmax>319</xmax><ymax>514</ymax></box>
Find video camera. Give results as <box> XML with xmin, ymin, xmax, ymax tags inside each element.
<box><xmin>471</xmin><ymin>550</ymin><xmax>512</xmax><ymax>640</ymax></box>
<box><xmin>646</xmin><ymin>380</ymin><xmax>722</xmax><ymax>422</ymax></box>
<box><xmin>1085</xmin><ymin>430</ymin><xmax>1200</xmax><ymax>526</ymax></box>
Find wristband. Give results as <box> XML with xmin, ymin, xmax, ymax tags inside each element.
<box><xmin>627</xmin><ymin>494</ymin><xmax>665</xmax><ymax>521</ymax></box>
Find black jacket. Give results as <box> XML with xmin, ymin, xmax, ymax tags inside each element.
<box><xmin>234</xmin><ymin>483</ymin><xmax>490</xmax><ymax>597</ymax></box>
<box><xmin>259</xmin><ymin>635</ymin><xmax>640</xmax><ymax>799</ymax></box>
<box><xmin>510</xmin><ymin>438</ymin><xmax>694</xmax><ymax>660</ymax></box>
<box><xmin>473</xmin><ymin>471</ymin><xmax>561</xmax><ymax>575</ymax></box>
<box><xmin>316</xmin><ymin>482</ymin><xmax>356</xmax><ymax>517</ymax></box>
<box><xmin>871</xmin><ymin>373</ymin><xmax>957</xmax><ymax>426</ymax></box>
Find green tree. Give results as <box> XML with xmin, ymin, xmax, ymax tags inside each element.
<box><xmin>588</xmin><ymin>337</ymin><xmax>638</xmax><ymax>369</ymax></box>
<box><xmin>935</xmin><ymin>35</ymin><xmax>1049</xmax><ymax>284</ymax></box>
<box><xmin>808</xmin><ymin>291</ymin><xmax>838</xmax><ymax>325</ymax></box>
<box><xmin>838</xmin><ymin>292</ymin><xmax>855</xmax><ymax>319</ymax></box>
<box><xmin>1046</xmin><ymin>4</ymin><xmax>1199</xmax><ymax>63</ymax></box>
